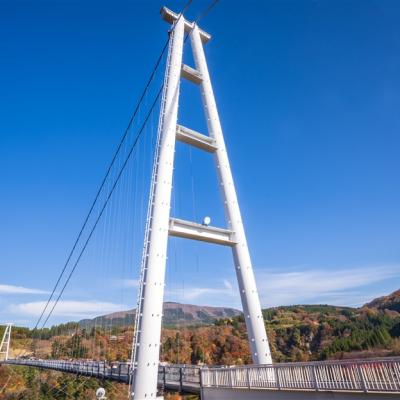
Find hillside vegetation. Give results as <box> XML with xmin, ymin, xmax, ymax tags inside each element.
<box><xmin>2</xmin><ymin>290</ymin><xmax>400</xmax><ymax>399</ymax></box>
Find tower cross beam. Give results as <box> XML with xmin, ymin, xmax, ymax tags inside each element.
<box><xmin>160</xmin><ymin>7</ymin><xmax>212</xmax><ymax>43</ymax></box>
<box><xmin>169</xmin><ymin>217</ymin><xmax>236</xmax><ymax>246</ymax></box>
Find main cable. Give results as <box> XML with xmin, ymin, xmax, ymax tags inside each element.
<box><xmin>196</xmin><ymin>0</ymin><xmax>220</xmax><ymax>22</ymax></box>
<box><xmin>39</xmin><ymin>85</ymin><xmax>163</xmax><ymax>330</ymax></box>
<box><xmin>33</xmin><ymin>0</ymin><xmax>218</xmax><ymax>332</ymax></box>
<box><xmin>35</xmin><ymin>0</ymin><xmax>195</xmax><ymax>338</ymax></box>
<box><xmin>31</xmin><ymin>3</ymin><xmax>191</xmax><ymax>331</ymax></box>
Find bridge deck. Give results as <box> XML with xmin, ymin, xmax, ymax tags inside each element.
<box><xmin>3</xmin><ymin>357</ymin><xmax>400</xmax><ymax>396</ymax></box>
<box><xmin>3</xmin><ymin>359</ymin><xmax>201</xmax><ymax>394</ymax></box>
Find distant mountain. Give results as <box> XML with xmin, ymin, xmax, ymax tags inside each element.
<box><xmin>78</xmin><ymin>302</ymin><xmax>242</xmax><ymax>329</ymax></box>
<box><xmin>9</xmin><ymin>288</ymin><xmax>400</xmax><ymax>365</ymax></box>
<box><xmin>77</xmin><ymin>290</ymin><xmax>400</xmax><ymax>330</ymax></box>
<box><xmin>363</xmin><ymin>289</ymin><xmax>400</xmax><ymax>313</ymax></box>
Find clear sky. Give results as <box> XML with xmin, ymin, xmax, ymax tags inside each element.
<box><xmin>1</xmin><ymin>0</ymin><xmax>399</xmax><ymax>327</ymax></box>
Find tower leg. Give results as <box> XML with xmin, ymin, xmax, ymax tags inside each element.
<box><xmin>131</xmin><ymin>16</ymin><xmax>185</xmax><ymax>400</ymax></box>
<box><xmin>0</xmin><ymin>324</ymin><xmax>12</xmax><ymax>361</ymax></box>
<box><xmin>190</xmin><ymin>25</ymin><xmax>273</xmax><ymax>365</ymax></box>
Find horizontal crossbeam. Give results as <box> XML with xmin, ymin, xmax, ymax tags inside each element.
<box><xmin>176</xmin><ymin>125</ymin><xmax>217</xmax><ymax>152</ymax></box>
<box><xmin>168</xmin><ymin>218</ymin><xmax>235</xmax><ymax>246</ymax></box>
<box><xmin>181</xmin><ymin>64</ymin><xmax>203</xmax><ymax>84</ymax></box>
<box><xmin>161</xmin><ymin>7</ymin><xmax>211</xmax><ymax>43</ymax></box>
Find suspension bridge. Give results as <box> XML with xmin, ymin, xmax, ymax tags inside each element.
<box><xmin>1</xmin><ymin>4</ymin><xmax>400</xmax><ymax>400</ymax></box>
<box><xmin>3</xmin><ymin>356</ymin><xmax>400</xmax><ymax>398</ymax></box>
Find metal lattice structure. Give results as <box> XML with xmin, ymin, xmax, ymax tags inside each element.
<box><xmin>0</xmin><ymin>324</ymin><xmax>12</xmax><ymax>362</ymax></box>
<box><xmin>130</xmin><ymin>7</ymin><xmax>272</xmax><ymax>400</ymax></box>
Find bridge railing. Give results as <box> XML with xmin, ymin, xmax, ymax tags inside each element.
<box><xmin>201</xmin><ymin>357</ymin><xmax>400</xmax><ymax>393</ymax></box>
<box><xmin>157</xmin><ymin>364</ymin><xmax>201</xmax><ymax>390</ymax></box>
<box><xmin>5</xmin><ymin>357</ymin><xmax>400</xmax><ymax>393</ymax></box>
<box><xmin>4</xmin><ymin>359</ymin><xmax>132</xmax><ymax>383</ymax></box>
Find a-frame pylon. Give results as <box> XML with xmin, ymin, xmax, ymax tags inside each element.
<box><xmin>0</xmin><ymin>324</ymin><xmax>12</xmax><ymax>361</ymax></box>
<box><xmin>130</xmin><ymin>8</ymin><xmax>272</xmax><ymax>399</ymax></box>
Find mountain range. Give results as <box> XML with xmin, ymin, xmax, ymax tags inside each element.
<box><xmin>78</xmin><ymin>290</ymin><xmax>400</xmax><ymax>330</ymax></box>
<box><xmin>6</xmin><ymin>288</ymin><xmax>400</xmax><ymax>364</ymax></box>
<box><xmin>78</xmin><ymin>301</ymin><xmax>242</xmax><ymax>329</ymax></box>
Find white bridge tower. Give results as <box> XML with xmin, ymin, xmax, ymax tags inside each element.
<box><xmin>0</xmin><ymin>324</ymin><xmax>12</xmax><ymax>361</ymax></box>
<box><xmin>130</xmin><ymin>7</ymin><xmax>272</xmax><ymax>399</ymax></box>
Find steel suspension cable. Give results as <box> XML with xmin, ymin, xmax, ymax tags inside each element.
<box><xmin>34</xmin><ymin>0</ymin><xmax>195</xmax><ymax>333</ymax></box>
<box><xmin>33</xmin><ymin>31</ymin><xmax>172</xmax><ymax>333</ymax></box>
<box><xmin>196</xmin><ymin>0</ymin><xmax>220</xmax><ymax>22</ymax></box>
<box><xmin>36</xmin><ymin>0</ymin><xmax>196</xmax><ymax>334</ymax></box>
<box><xmin>39</xmin><ymin>86</ymin><xmax>163</xmax><ymax>330</ymax></box>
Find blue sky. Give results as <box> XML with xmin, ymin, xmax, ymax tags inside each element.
<box><xmin>1</xmin><ymin>0</ymin><xmax>400</xmax><ymax>327</ymax></box>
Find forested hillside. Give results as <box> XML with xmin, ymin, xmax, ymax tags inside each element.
<box><xmin>1</xmin><ymin>290</ymin><xmax>400</xmax><ymax>399</ymax></box>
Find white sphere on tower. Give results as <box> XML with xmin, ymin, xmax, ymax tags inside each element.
<box><xmin>202</xmin><ymin>216</ymin><xmax>211</xmax><ymax>226</ymax></box>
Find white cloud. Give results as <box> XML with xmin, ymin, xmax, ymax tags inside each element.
<box><xmin>8</xmin><ymin>300</ymin><xmax>126</xmax><ymax>318</ymax></box>
<box><xmin>7</xmin><ymin>266</ymin><xmax>395</xmax><ymax>323</ymax></box>
<box><xmin>121</xmin><ymin>279</ymin><xmax>140</xmax><ymax>288</ymax></box>
<box><xmin>0</xmin><ymin>284</ymin><xmax>48</xmax><ymax>295</ymax></box>
<box><xmin>164</xmin><ymin>265</ymin><xmax>399</xmax><ymax>309</ymax></box>
<box><xmin>255</xmin><ymin>265</ymin><xmax>399</xmax><ymax>307</ymax></box>
<box><xmin>165</xmin><ymin>279</ymin><xmax>237</xmax><ymax>306</ymax></box>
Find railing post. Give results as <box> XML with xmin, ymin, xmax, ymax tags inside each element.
<box><xmin>199</xmin><ymin>368</ymin><xmax>205</xmax><ymax>400</ymax></box>
<box><xmin>179</xmin><ymin>367</ymin><xmax>183</xmax><ymax>393</ymax></box>
<box><xmin>357</xmin><ymin>364</ymin><xmax>368</xmax><ymax>393</ymax></box>
<box><xmin>246</xmin><ymin>368</ymin><xmax>251</xmax><ymax>389</ymax></box>
<box><xmin>228</xmin><ymin>368</ymin><xmax>233</xmax><ymax>388</ymax></box>
<box><xmin>276</xmin><ymin>366</ymin><xmax>281</xmax><ymax>390</ymax></box>
<box><xmin>163</xmin><ymin>366</ymin><xmax>166</xmax><ymax>389</ymax></box>
<box><xmin>311</xmin><ymin>365</ymin><xmax>319</xmax><ymax>391</ymax></box>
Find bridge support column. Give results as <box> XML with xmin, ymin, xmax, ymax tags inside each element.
<box><xmin>130</xmin><ymin>13</ymin><xmax>185</xmax><ymax>400</ymax></box>
<box><xmin>132</xmin><ymin>5</ymin><xmax>273</xmax><ymax>399</ymax></box>
<box><xmin>190</xmin><ymin>24</ymin><xmax>272</xmax><ymax>365</ymax></box>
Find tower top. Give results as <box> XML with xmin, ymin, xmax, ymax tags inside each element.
<box><xmin>160</xmin><ymin>6</ymin><xmax>212</xmax><ymax>43</ymax></box>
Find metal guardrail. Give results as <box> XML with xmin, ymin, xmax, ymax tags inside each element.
<box><xmin>202</xmin><ymin>357</ymin><xmax>400</xmax><ymax>393</ymax></box>
<box><xmin>5</xmin><ymin>359</ymin><xmax>132</xmax><ymax>383</ymax></box>
<box><xmin>3</xmin><ymin>359</ymin><xmax>201</xmax><ymax>393</ymax></box>
<box><xmin>4</xmin><ymin>357</ymin><xmax>400</xmax><ymax>394</ymax></box>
